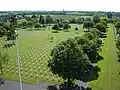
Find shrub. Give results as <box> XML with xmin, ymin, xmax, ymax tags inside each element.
<box><xmin>35</xmin><ymin>23</ymin><xmax>41</xmax><ymax>28</ymax></box>
<box><xmin>52</xmin><ymin>24</ymin><xmax>59</xmax><ymax>30</ymax></box>
<box><xmin>52</xmin><ymin>30</ymin><xmax>59</xmax><ymax>33</ymax></box>
<box><xmin>75</xmin><ymin>27</ymin><xmax>78</xmax><ymax>30</ymax></box>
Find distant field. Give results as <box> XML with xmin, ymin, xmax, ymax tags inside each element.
<box><xmin>0</xmin><ymin>24</ymin><xmax>85</xmax><ymax>84</ymax></box>
<box><xmin>88</xmin><ymin>24</ymin><xmax>120</xmax><ymax>90</ymax></box>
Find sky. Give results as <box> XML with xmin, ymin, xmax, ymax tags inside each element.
<box><xmin>0</xmin><ymin>0</ymin><xmax>120</xmax><ymax>12</ymax></box>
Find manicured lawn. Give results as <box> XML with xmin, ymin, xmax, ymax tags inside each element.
<box><xmin>0</xmin><ymin>24</ymin><xmax>85</xmax><ymax>84</ymax></box>
<box><xmin>88</xmin><ymin>24</ymin><xmax>120</xmax><ymax>90</ymax></box>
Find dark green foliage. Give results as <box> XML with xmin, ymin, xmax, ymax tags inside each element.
<box><xmin>75</xmin><ymin>27</ymin><xmax>78</xmax><ymax>30</ymax></box>
<box><xmin>52</xmin><ymin>24</ymin><xmax>59</xmax><ymax>30</ymax></box>
<box><xmin>83</xmin><ymin>21</ymin><xmax>94</xmax><ymax>31</ymax></box>
<box><xmin>116</xmin><ymin>38</ymin><xmax>120</xmax><ymax>49</ymax></box>
<box><xmin>115</xmin><ymin>22</ymin><xmax>120</xmax><ymax>30</ymax></box>
<box><xmin>52</xmin><ymin>30</ymin><xmax>59</xmax><ymax>33</ymax></box>
<box><xmin>84</xmin><ymin>32</ymin><xmax>95</xmax><ymax>40</ymax></box>
<box><xmin>100</xmin><ymin>21</ymin><xmax>107</xmax><ymax>27</ymax></box>
<box><xmin>46</xmin><ymin>15</ymin><xmax>53</xmax><ymax>25</ymax></box>
<box><xmin>95</xmin><ymin>23</ymin><xmax>106</xmax><ymax>32</ymax></box>
<box><xmin>48</xmin><ymin>38</ymin><xmax>90</xmax><ymax>81</ymax></box>
<box><xmin>58</xmin><ymin>23</ymin><xmax>64</xmax><ymax>28</ymax></box>
<box><xmin>27</xmin><ymin>21</ymin><xmax>33</xmax><ymax>28</ymax></box>
<box><xmin>83</xmin><ymin>41</ymin><xmax>97</xmax><ymax>63</ymax></box>
<box><xmin>39</xmin><ymin>15</ymin><xmax>43</xmax><ymax>24</ymax></box>
<box><xmin>42</xmin><ymin>24</ymin><xmax>47</xmax><ymax>28</ymax></box>
<box><xmin>107</xmin><ymin>12</ymin><xmax>112</xmax><ymax>19</ymax></box>
<box><xmin>35</xmin><ymin>23</ymin><xmax>41</xmax><ymax>28</ymax></box>
<box><xmin>69</xmin><ymin>18</ymin><xmax>76</xmax><ymax>23</ymax></box>
<box><xmin>0</xmin><ymin>26</ymin><xmax>6</xmax><ymax>36</ymax></box>
<box><xmin>77</xmin><ymin>17</ymin><xmax>84</xmax><ymax>24</ymax></box>
<box><xmin>63</xmin><ymin>23</ymin><xmax>71</xmax><ymax>29</ymax></box>
<box><xmin>93</xmin><ymin>15</ymin><xmax>100</xmax><ymax>24</ymax></box>
<box><xmin>52</xmin><ymin>23</ymin><xmax>71</xmax><ymax>30</ymax></box>
<box><xmin>117</xmin><ymin>30</ymin><xmax>120</xmax><ymax>35</ymax></box>
<box><xmin>85</xmin><ymin>17</ymin><xmax>92</xmax><ymax>21</ymax></box>
<box><xmin>75</xmin><ymin>37</ymin><xmax>89</xmax><ymax>45</ymax></box>
<box><xmin>90</xmin><ymin>28</ymin><xmax>100</xmax><ymax>38</ymax></box>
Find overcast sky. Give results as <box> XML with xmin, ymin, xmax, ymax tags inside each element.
<box><xmin>0</xmin><ymin>0</ymin><xmax>120</xmax><ymax>12</ymax></box>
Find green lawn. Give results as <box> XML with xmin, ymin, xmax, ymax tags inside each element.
<box><xmin>0</xmin><ymin>24</ymin><xmax>85</xmax><ymax>84</ymax></box>
<box><xmin>88</xmin><ymin>24</ymin><xmax>120</xmax><ymax>90</ymax></box>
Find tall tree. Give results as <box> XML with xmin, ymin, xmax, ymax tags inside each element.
<box><xmin>107</xmin><ymin>12</ymin><xmax>112</xmax><ymax>19</ymax></box>
<box><xmin>39</xmin><ymin>15</ymin><xmax>43</xmax><ymax>24</ymax></box>
<box><xmin>95</xmin><ymin>23</ymin><xmax>106</xmax><ymax>32</ymax></box>
<box><xmin>48</xmin><ymin>39</ymin><xmax>90</xmax><ymax>86</ymax></box>
<box><xmin>83</xmin><ymin>21</ymin><xmax>94</xmax><ymax>31</ymax></box>
<box><xmin>93</xmin><ymin>15</ymin><xmax>100</xmax><ymax>24</ymax></box>
<box><xmin>82</xmin><ymin>41</ymin><xmax>98</xmax><ymax>63</ymax></box>
<box><xmin>46</xmin><ymin>15</ymin><xmax>53</xmax><ymax>25</ymax></box>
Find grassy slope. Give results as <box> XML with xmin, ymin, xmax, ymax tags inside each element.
<box><xmin>88</xmin><ymin>24</ymin><xmax>120</xmax><ymax>90</ymax></box>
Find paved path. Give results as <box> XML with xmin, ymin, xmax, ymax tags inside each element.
<box><xmin>0</xmin><ymin>80</ymin><xmax>47</xmax><ymax>90</ymax></box>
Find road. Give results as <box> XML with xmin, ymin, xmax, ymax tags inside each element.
<box><xmin>0</xmin><ymin>80</ymin><xmax>47</xmax><ymax>90</ymax></box>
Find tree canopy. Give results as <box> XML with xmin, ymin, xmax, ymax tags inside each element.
<box><xmin>48</xmin><ymin>39</ymin><xmax>90</xmax><ymax>81</ymax></box>
<box><xmin>93</xmin><ymin>15</ymin><xmax>100</xmax><ymax>24</ymax></box>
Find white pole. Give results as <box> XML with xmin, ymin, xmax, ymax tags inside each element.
<box><xmin>15</xmin><ymin>36</ymin><xmax>23</xmax><ymax>90</ymax></box>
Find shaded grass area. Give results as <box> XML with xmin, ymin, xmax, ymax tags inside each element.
<box><xmin>88</xmin><ymin>24</ymin><xmax>120</xmax><ymax>90</ymax></box>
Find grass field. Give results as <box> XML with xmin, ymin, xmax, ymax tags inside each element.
<box><xmin>0</xmin><ymin>24</ymin><xmax>85</xmax><ymax>84</ymax></box>
<box><xmin>88</xmin><ymin>24</ymin><xmax>120</xmax><ymax>90</ymax></box>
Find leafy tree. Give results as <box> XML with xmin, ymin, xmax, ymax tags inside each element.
<box><xmin>58</xmin><ymin>23</ymin><xmax>64</xmax><ymax>28</ymax></box>
<box><xmin>95</xmin><ymin>23</ymin><xmax>106</xmax><ymax>32</ymax></box>
<box><xmin>115</xmin><ymin>21</ymin><xmax>120</xmax><ymax>30</ymax></box>
<box><xmin>0</xmin><ymin>26</ymin><xmax>6</xmax><ymax>36</ymax></box>
<box><xmin>27</xmin><ymin>21</ymin><xmax>33</xmax><ymax>28</ymax></box>
<box><xmin>90</xmin><ymin>28</ymin><xmax>100</xmax><ymax>38</ymax></box>
<box><xmin>69</xmin><ymin>19</ymin><xmax>76</xmax><ymax>23</ymax></box>
<box><xmin>84</xmin><ymin>32</ymin><xmax>95</xmax><ymax>40</ymax></box>
<box><xmin>39</xmin><ymin>15</ymin><xmax>43</xmax><ymax>24</ymax></box>
<box><xmin>85</xmin><ymin>17</ymin><xmax>92</xmax><ymax>21</ymax></box>
<box><xmin>46</xmin><ymin>15</ymin><xmax>53</xmax><ymax>25</ymax></box>
<box><xmin>83</xmin><ymin>21</ymin><xmax>94</xmax><ymax>31</ymax></box>
<box><xmin>75</xmin><ymin>36</ymin><xmax>89</xmax><ymax>45</ymax></box>
<box><xmin>31</xmin><ymin>14</ymin><xmax>37</xmax><ymax>18</ymax></box>
<box><xmin>41</xmin><ymin>17</ymin><xmax>46</xmax><ymax>24</ymax></box>
<box><xmin>35</xmin><ymin>23</ymin><xmax>41</xmax><ymax>28</ymax></box>
<box><xmin>100</xmin><ymin>21</ymin><xmax>107</xmax><ymax>27</ymax></box>
<box><xmin>48</xmin><ymin>39</ymin><xmax>90</xmax><ymax>85</ymax></box>
<box><xmin>93</xmin><ymin>15</ymin><xmax>100</xmax><ymax>24</ymax></box>
<box><xmin>75</xmin><ymin>27</ymin><xmax>78</xmax><ymax>30</ymax></box>
<box><xmin>52</xmin><ymin>24</ymin><xmax>59</xmax><ymax>30</ymax></box>
<box><xmin>117</xmin><ymin>30</ymin><xmax>120</xmax><ymax>36</ymax></box>
<box><xmin>107</xmin><ymin>12</ymin><xmax>112</xmax><ymax>19</ymax></box>
<box><xmin>76</xmin><ymin>17</ymin><xmax>84</xmax><ymax>24</ymax></box>
<box><xmin>63</xmin><ymin>23</ymin><xmax>71</xmax><ymax>29</ymax></box>
<box><xmin>116</xmin><ymin>38</ymin><xmax>120</xmax><ymax>49</ymax></box>
<box><xmin>0</xmin><ymin>53</ymin><xmax>8</xmax><ymax>75</ymax></box>
<box><xmin>83</xmin><ymin>41</ymin><xmax>97</xmax><ymax>63</ymax></box>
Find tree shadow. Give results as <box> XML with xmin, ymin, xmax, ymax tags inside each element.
<box><xmin>80</xmin><ymin>65</ymin><xmax>101</xmax><ymax>82</ymax></box>
<box><xmin>118</xmin><ymin>59</ymin><xmax>120</xmax><ymax>62</ymax></box>
<box><xmin>84</xmin><ymin>31</ymin><xmax>89</xmax><ymax>33</ymax></box>
<box><xmin>47</xmin><ymin>83</ymin><xmax>92</xmax><ymax>90</ymax></box>
<box><xmin>3</xmin><ymin>43</ymin><xmax>15</xmax><ymax>48</ymax></box>
<box><xmin>96</xmin><ymin>54</ymin><xmax>104</xmax><ymax>62</ymax></box>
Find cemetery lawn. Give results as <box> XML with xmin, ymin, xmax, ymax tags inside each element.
<box><xmin>88</xmin><ymin>24</ymin><xmax>120</xmax><ymax>90</ymax></box>
<box><xmin>0</xmin><ymin>24</ymin><xmax>85</xmax><ymax>84</ymax></box>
